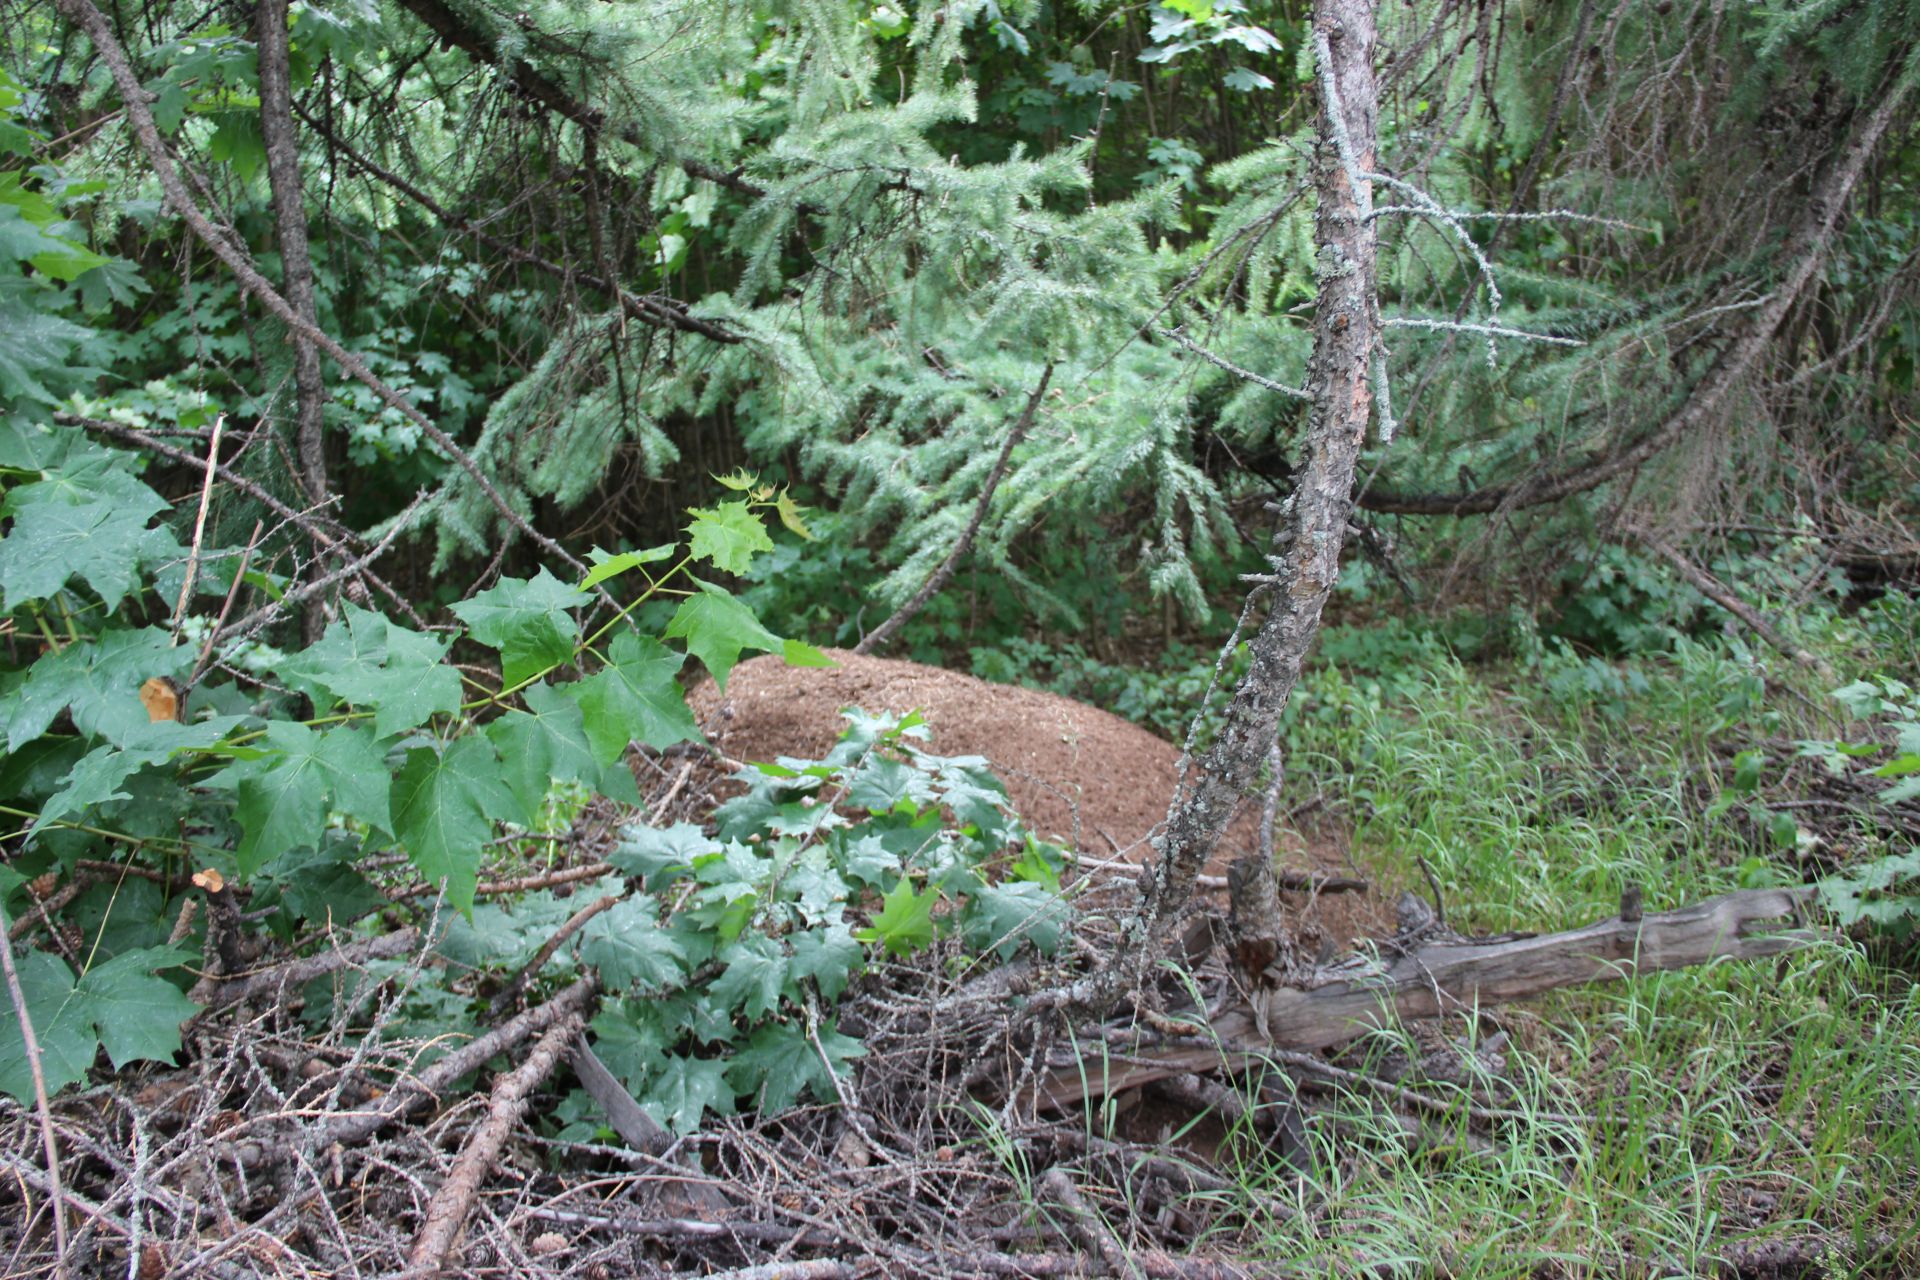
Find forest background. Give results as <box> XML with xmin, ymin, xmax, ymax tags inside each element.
<box><xmin>1</xmin><ymin>0</ymin><xmax>1919</xmax><ymax>1276</ymax></box>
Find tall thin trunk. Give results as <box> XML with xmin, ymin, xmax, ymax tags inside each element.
<box><xmin>257</xmin><ymin>0</ymin><xmax>329</xmax><ymax>632</ymax></box>
<box><xmin>1126</xmin><ymin>0</ymin><xmax>1383</xmax><ymax>960</ymax></box>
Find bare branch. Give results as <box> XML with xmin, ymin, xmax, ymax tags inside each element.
<box><xmin>855</xmin><ymin>365</ymin><xmax>1055</xmax><ymax>656</ymax></box>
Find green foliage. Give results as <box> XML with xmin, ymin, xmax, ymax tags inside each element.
<box><xmin>0</xmin><ymin>942</ymin><xmax>199</xmax><ymax>1099</ymax></box>
<box><xmin>0</xmin><ymin>450</ymin><xmax>820</xmax><ymax>1098</ymax></box>
<box><xmin>1802</xmin><ymin>677</ymin><xmax>1920</xmax><ymax>937</ymax></box>
<box><xmin>567</xmin><ymin>709</ymin><xmax>1069</xmax><ymax>1136</ymax></box>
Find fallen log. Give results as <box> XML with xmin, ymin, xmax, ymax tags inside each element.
<box><xmin>1038</xmin><ymin>887</ymin><xmax>1818</xmax><ymax>1109</ymax></box>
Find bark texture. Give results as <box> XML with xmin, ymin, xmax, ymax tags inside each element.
<box><xmin>1127</xmin><ymin>0</ymin><xmax>1382</xmax><ymax>956</ymax></box>
<box><xmin>1040</xmin><ymin>887</ymin><xmax>1816</xmax><ymax>1108</ymax></box>
<box><xmin>255</xmin><ymin>0</ymin><xmax>327</xmax><ymax>509</ymax></box>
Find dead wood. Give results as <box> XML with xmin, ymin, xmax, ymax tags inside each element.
<box><xmin>1360</xmin><ymin>69</ymin><xmax>1915</xmax><ymax>518</ymax></box>
<box><xmin>1636</xmin><ymin>533</ymin><xmax>1834</xmax><ymax>677</ymax></box>
<box><xmin>1038</xmin><ymin>1167</ymin><xmax>1140</xmax><ymax>1280</ymax></box>
<box><xmin>855</xmin><ymin>365</ymin><xmax>1055</xmax><ymax>656</ymax></box>
<box><xmin>192</xmin><ymin>927</ymin><xmax>422</xmax><ymax>1019</ymax></box>
<box><xmin>487</xmin><ymin>894</ymin><xmax>619</xmax><ymax>1018</ymax></box>
<box><xmin>318</xmin><ymin>977</ymin><xmax>596</xmax><ymax>1152</ymax></box>
<box><xmin>519</xmin><ymin>1206</ymin><xmax>1295</xmax><ymax>1279</ymax></box>
<box><xmin>55</xmin><ymin>413</ymin><xmax>429</xmax><ymax>628</ymax></box>
<box><xmin>211</xmin><ymin>977</ymin><xmax>597</xmax><ymax>1174</ymax></box>
<box><xmin>1038</xmin><ymin>887</ymin><xmax>1817</xmax><ymax>1108</ymax></box>
<box><xmin>404</xmin><ymin>1014</ymin><xmax>580</xmax><ymax>1275</ymax></box>
<box><xmin>1108</xmin><ymin>0</ymin><xmax>1387</xmax><ymax>998</ymax></box>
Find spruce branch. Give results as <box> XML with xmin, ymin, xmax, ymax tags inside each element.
<box><xmin>855</xmin><ymin>364</ymin><xmax>1056</xmax><ymax>656</ymax></box>
<box><xmin>49</xmin><ymin>0</ymin><xmax>599</xmax><ymax>588</ymax></box>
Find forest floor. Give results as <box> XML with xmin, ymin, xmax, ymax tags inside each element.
<box><xmin>5</xmin><ymin>635</ymin><xmax>1916</xmax><ymax>1279</ymax></box>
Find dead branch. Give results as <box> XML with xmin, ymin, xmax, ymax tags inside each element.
<box><xmin>58</xmin><ymin>413</ymin><xmax>428</xmax><ymax>628</ymax></box>
<box><xmin>187</xmin><ymin>518</ymin><xmax>263</xmax><ymax>688</ymax></box>
<box><xmin>167</xmin><ymin>413</ymin><xmax>224</xmax><ymax>635</ymax></box>
<box><xmin>404</xmin><ymin>1015</ymin><xmax>581</xmax><ymax>1276</ymax></box>
<box><xmin>519</xmin><ymin>1205</ymin><xmax>1294</xmax><ymax>1279</ymax></box>
<box><xmin>487</xmin><ymin>894</ymin><xmax>619</xmax><ymax>1018</ymax></box>
<box><xmin>1361</xmin><ymin>70</ymin><xmax>1915</xmax><ymax>518</ymax></box>
<box><xmin>1635</xmin><ymin>532</ymin><xmax>1834</xmax><ymax>677</ymax></box>
<box><xmin>1038</xmin><ymin>887</ymin><xmax>1817</xmax><ymax>1107</ymax></box>
<box><xmin>1108</xmin><ymin>0</ymin><xmax>1386</xmax><ymax>998</ymax></box>
<box><xmin>320</xmin><ymin>977</ymin><xmax>596</xmax><ymax>1151</ymax></box>
<box><xmin>856</xmin><ymin>364</ymin><xmax>1055</xmax><ymax>656</ymax></box>
<box><xmin>192</xmin><ymin>927</ymin><xmax>423</xmax><ymax>1018</ymax></box>
<box><xmin>0</xmin><ymin>918</ymin><xmax>70</xmax><ymax>1276</ymax></box>
<box><xmin>385</xmin><ymin>0</ymin><xmax>821</xmax><ymax>219</ymax></box>
<box><xmin>389</xmin><ymin>860</ymin><xmax>614</xmax><ymax>902</ymax></box>
<box><xmin>208</xmin><ymin>488</ymin><xmax>430</xmax><ymax>649</ymax></box>
<box><xmin>1038</xmin><ymin>1168</ymin><xmax>1140</xmax><ymax>1280</ymax></box>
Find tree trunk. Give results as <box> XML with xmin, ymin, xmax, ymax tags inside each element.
<box><xmin>1119</xmin><ymin>0</ymin><xmax>1382</xmax><ymax>973</ymax></box>
<box><xmin>257</xmin><ymin>0</ymin><xmax>331</xmax><ymax>639</ymax></box>
<box><xmin>256</xmin><ymin>0</ymin><xmax>327</xmax><ymax>508</ymax></box>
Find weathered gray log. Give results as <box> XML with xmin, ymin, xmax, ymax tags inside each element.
<box><xmin>1039</xmin><ymin>887</ymin><xmax>1817</xmax><ymax>1108</ymax></box>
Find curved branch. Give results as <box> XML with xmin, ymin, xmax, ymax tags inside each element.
<box><xmin>854</xmin><ymin>365</ymin><xmax>1055</xmax><ymax>657</ymax></box>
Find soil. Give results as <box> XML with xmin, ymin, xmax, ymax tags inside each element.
<box><xmin>686</xmin><ymin>649</ymin><xmax>1396</xmax><ymax>948</ymax></box>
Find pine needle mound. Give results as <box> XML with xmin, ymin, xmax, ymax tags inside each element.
<box><xmin>688</xmin><ymin>650</ymin><xmax>1393</xmax><ymax>949</ymax></box>
<box><xmin>691</xmin><ymin>649</ymin><xmax>1212</xmax><ymax>859</ymax></box>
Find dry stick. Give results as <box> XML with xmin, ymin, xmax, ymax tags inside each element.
<box><xmin>208</xmin><ymin>489</ymin><xmax>428</xmax><ymax>648</ymax></box>
<box><xmin>49</xmin><ymin>0</ymin><xmax>592</xmax><ymax>582</ymax></box>
<box><xmin>1393</xmin><ymin>0</ymin><xmax>1598</xmax><ymax>423</ymax></box>
<box><xmin>168</xmin><ymin>412</ymin><xmax>225</xmax><ymax>638</ymax></box>
<box><xmin>187</xmin><ymin>519</ymin><xmax>263</xmax><ymax>688</ymax></box>
<box><xmin>695</xmin><ymin>1262</ymin><xmax>865</xmax><ymax>1280</ymax></box>
<box><xmin>646</xmin><ymin>760</ymin><xmax>695</xmax><ymax>824</ymax></box>
<box><xmin>316</xmin><ymin>977</ymin><xmax>595</xmax><ymax>1151</ymax></box>
<box><xmin>1361</xmin><ymin>66</ymin><xmax>1915</xmax><ymax>517</ymax></box>
<box><xmin>0</xmin><ymin>915</ymin><xmax>71</xmax><ymax>1278</ymax></box>
<box><xmin>1038</xmin><ymin>1168</ymin><xmax>1140</xmax><ymax>1280</ymax></box>
<box><xmin>191</xmin><ymin>927</ymin><xmax>422</xmax><ymax>1018</ymax></box>
<box><xmin>855</xmin><ymin>364</ymin><xmax>1055</xmax><ymax>656</ymax></box>
<box><xmin>1636</xmin><ymin>533</ymin><xmax>1834</xmax><ymax>677</ymax></box>
<box><xmin>518</xmin><ymin>1207</ymin><xmax>1285</xmax><ymax>1279</ymax></box>
<box><xmin>1194</xmin><ymin>869</ymin><xmax>1366</xmax><ymax>894</ymax></box>
<box><xmin>8</xmin><ymin>878</ymin><xmax>91</xmax><ymax>941</ymax></box>
<box><xmin>1036</xmin><ymin>887</ymin><xmax>1817</xmax><ymax>1108</ymax></box>
<box><xmin>389</xmin><ymin>860</ymin><xmax>614</xmax><ymax>902</ymax></box>
<box><xmin>1159</xmin><ymin>328</ymin><xmax>1309</xmax><ymax>399</ymax></box>
<box><xmin>487</xmin><ymin>894</ymin><xmax>619</xmax><ymax>1018</ymax></box>
<box><xmin>61</xmin><ymin>413</ymin><xmax>427</xmax><ymax>628</ymax></box>
<box><xmin>404</xmin><ymin>1015</ymin><xmax>582</xmax><ymax>1276</ymax></box>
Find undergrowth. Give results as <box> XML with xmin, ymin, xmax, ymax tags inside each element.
<box><xmin>1208</xmin><ymin>608</ymin><xmax>1920</xmax><ymax>1276</ymax></box>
